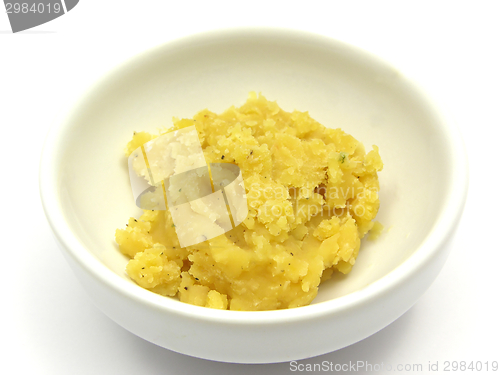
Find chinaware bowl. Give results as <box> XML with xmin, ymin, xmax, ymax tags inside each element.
<box><xmin>39</xmin><ymin>28</ymin><xmax>468</xmax><ymax>363</ymax></box>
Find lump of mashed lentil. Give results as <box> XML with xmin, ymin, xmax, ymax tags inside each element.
<box><xmin>115</xmin><ymin>92</ymin><xmax>383</xmax><ymax>311</ymax></box>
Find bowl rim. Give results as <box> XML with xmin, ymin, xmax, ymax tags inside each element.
<box><xmin>39</xmin><ymin>26</ymin><xmax>469</xmax><ymax>324</ymax></box>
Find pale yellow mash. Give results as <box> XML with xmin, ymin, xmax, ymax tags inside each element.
<box><xmin>115</xmin><ymin>93</ymin><xmax>383</xmax><ymax>311</ymax></box>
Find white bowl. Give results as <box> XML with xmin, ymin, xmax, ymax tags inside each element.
<box><xmin>39</xmin><ymin>28</ymin><xmax>468</xmax><ymax>363</ymax></box>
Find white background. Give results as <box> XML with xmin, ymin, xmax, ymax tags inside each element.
<box><xmin>1</xmin><ymin>1</ymin><xmax>499</xmax><ymax>374</ymax></box>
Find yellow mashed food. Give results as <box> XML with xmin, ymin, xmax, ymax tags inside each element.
<box><xmin>115</xmin><ymin>93</ymin><xmax>383</xmax><ymax>311</ymax></box>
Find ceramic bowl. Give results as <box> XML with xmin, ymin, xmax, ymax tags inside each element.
<box><xmin>39</xmin><ymin>28</ymin><xmax>468</xmax><ymax>363</ymax></box>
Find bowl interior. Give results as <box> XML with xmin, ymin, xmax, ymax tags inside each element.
<box><xmin>54</xmin><ymin>30</ymin><xmax>453</xmax><ymax>304</ymax></box>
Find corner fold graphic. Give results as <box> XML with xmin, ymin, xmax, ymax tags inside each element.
<box><xmin>64</xmin><ymin>0</ymin><xmax>79</xmax><ymax>12</ymax></box>
<box><xmin>5</xmin><ymin>0</ymin><xmax>79</xmax><ymax>33</ymax></box>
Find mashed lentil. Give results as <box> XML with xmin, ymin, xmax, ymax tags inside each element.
<box><xmin>115</xmin><ymin>93</ymin><xmax>383</xmax><ymax>311</ymax></box>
